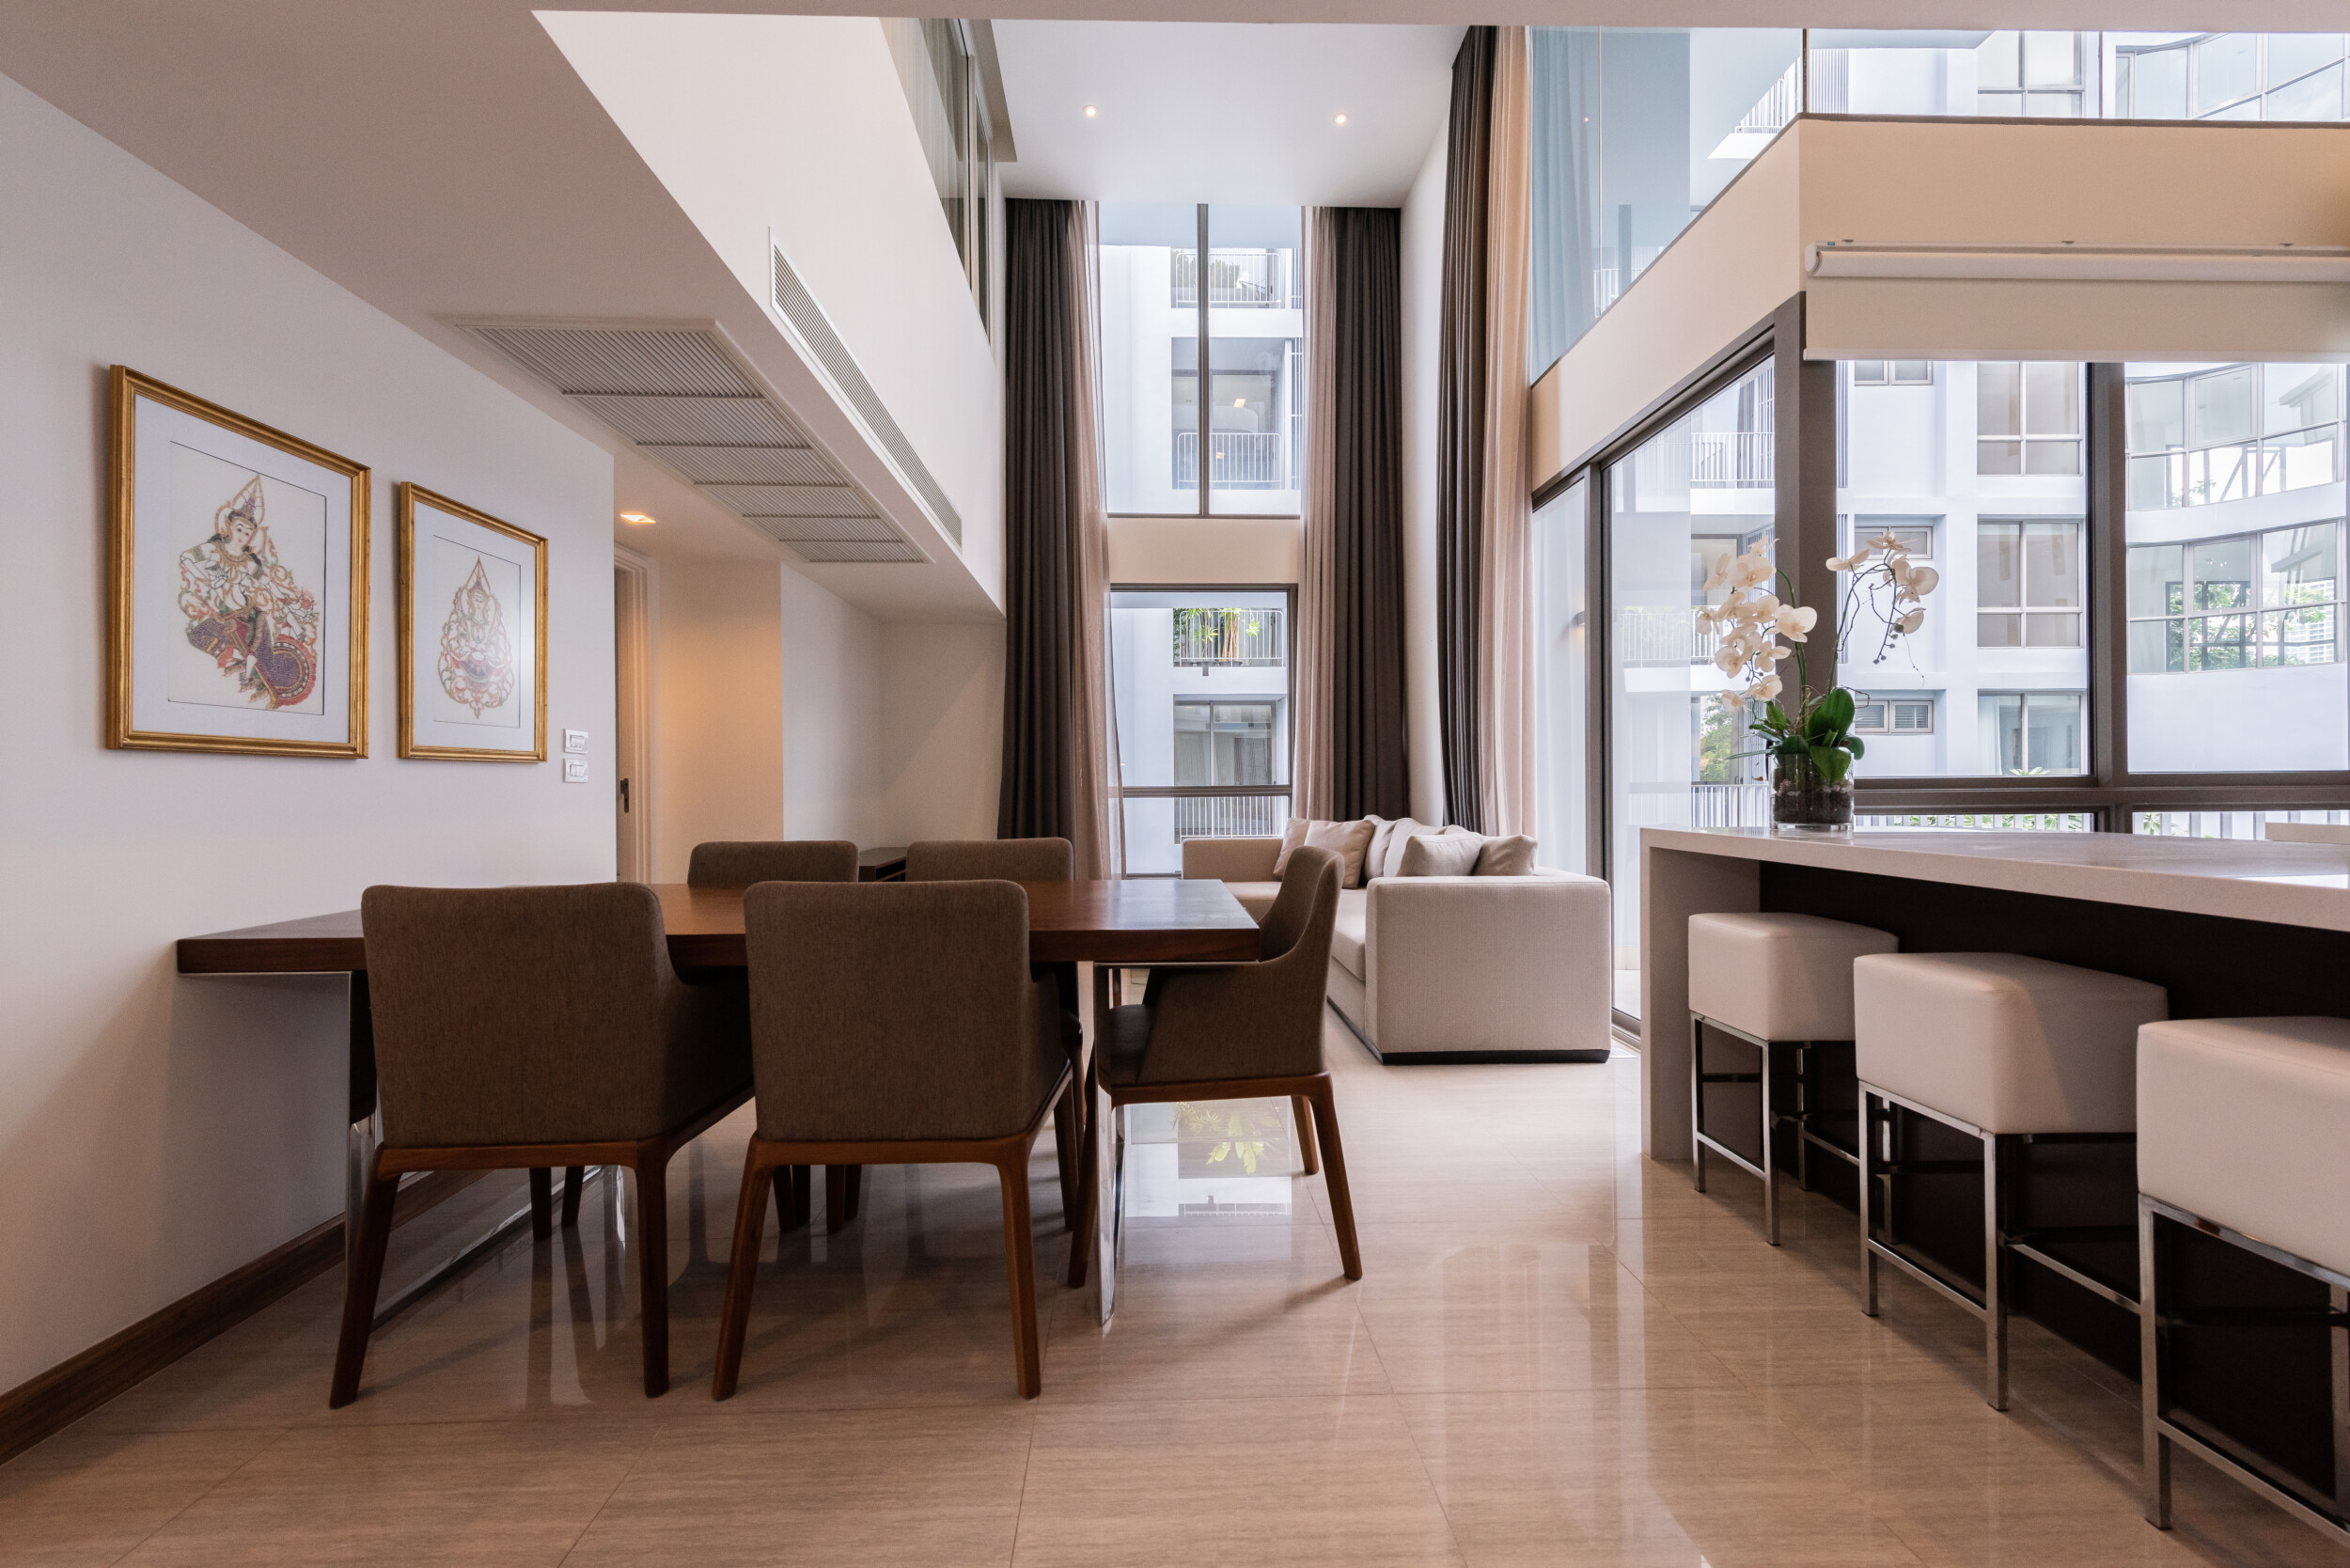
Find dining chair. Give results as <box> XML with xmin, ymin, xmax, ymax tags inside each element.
<box><xmin>685</xmin><ymin>839</ymin><xmax>858</xmax><ymax>1230</ymax></box>
<box><xmin>714</xmin><ymin>880</ymin><xmax>1076</xmax><ymax>1400</ymax></box>
<box><xmin>896</xmin><ymin>836</ymin><xmax>1084</xmax><ymax>1233</ymax></box>
<box><xmin>686</xmin><ymin>839</ymin><xmax>859</xmax><ymax>887</ymax></box>
<box><xmin>1071</xmin><ymin>843</ymin><xmax>1358</xmax><ymax>1287</ymax></box>
<box><xmin>333</xmin><ymin>884</ymin><xmax>752</xmax><ymax>1404</ymax></box>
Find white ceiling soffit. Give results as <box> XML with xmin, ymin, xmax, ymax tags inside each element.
<box><xmin>462</xmin><ymin>321</ymin><xmax>926</xmax><ymax>564</ymax></box>
<box><xmin>995</xmin><ymin>22</ymin><xmax>1463</xmax><ymax>205</ymax></box>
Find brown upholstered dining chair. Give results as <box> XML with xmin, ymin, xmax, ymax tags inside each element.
<box><xmin>903</xmin><ymin>836</ymin><xmax>1073</xmax><ymax>883</ymax></box>
<box><xmin>686</xmin><ymin>839</ymin><xmax>859</xmax><ymax>887</ymax></box>
<box><xmin>714</xmin><ymin>880</ymin><xmax>1076</xmax><ymax>1400</ymax></box>
<box><xmin>901</xmin><ymin>836</ymin><xmax>1084</xmax><ymax>1231</ymax></box>
<box><xmin>1071</xmin><ymin>844</ymin><xmax>1359</xmax><ymax>1287</ymax></box>
<box><xmin>332</xmin><ymin>884</ymin><xmax>751</xmax><ymax>1405</ymax></box>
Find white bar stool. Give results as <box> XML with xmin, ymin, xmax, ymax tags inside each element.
<box><xmin>1854</xmin><ymin>951</ymin><xmax>2167</xmax><ymax>1409</ymax></box>
<box><xmin>1687</xmin><ymin>912</ymin><xmax>1897</xmax><ymax>1244</ymax></box>
<box><xmin>2139</xmin><ymin>1016</ymin><xmax>2350</xmax><ymax>1546</ymax></box>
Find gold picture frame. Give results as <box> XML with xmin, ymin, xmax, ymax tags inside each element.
<box><xmin>396</xmin><ymin>482</ymin><xmax>548</xmax><ymax>761</ymax></box>
<box><xmin>107</xmin><ymin>367</ymin><xmax>370</xmax><ymax>757</ymax></box>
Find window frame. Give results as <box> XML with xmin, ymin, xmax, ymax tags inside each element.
<box><xmin>2125</xmin><ymin>520</ymin><xmax>2346</xmax><ymax>673</ymax></box>
<box><xmin>1104</xmin><ymin>203</ymin><xmax>1308</xmax><ymax>523</ymax></box>
<box><xmin>1976</xmin><ymin>517</ymin><xmax>2087</xmax><ymax>648</ymax></box>
<box><xmin>1109</xmin><ymin>582</ymin><xmax>1299</xmax><ymax>876</ymax></box>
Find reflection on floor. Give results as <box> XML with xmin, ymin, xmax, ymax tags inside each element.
<box><xmin>2</xmin><ymin>1012</ymin><xmax>2338</xmax><ymax>1566</ymax></box>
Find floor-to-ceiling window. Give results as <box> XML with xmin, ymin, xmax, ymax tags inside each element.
<box><xmin>1532</xmin><ymin>478</ymin><xmax>1590</xmax><ymax>877</ymax></box>
<box><xmin>1108</xmin><ymin>588</ymin><xmax>1293</xmax><ymax>875</ymax></box>
<box><xmin>1607</xmin><ymin>359</ymin><xmax>1774</xmax><ymax>1016</ymax></box>
<box><xmin>1100</xmin><ymin>203</ymin><xmax>1304</xmax><ymax>519</ymax></box>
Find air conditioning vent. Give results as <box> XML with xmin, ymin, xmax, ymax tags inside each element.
<box><xmin>770</xmin><ymin>241</ymin><xmax>964</xmax><ymax>546</ymax></box>
<box><xmin>460</xmin><ymin>320</ymin><xmax>927</xmax><ymax>567</ymax></box>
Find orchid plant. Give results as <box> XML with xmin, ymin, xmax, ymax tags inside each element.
<box><xmin>1699</xmin><ymin>532</ymin><xmax>1938</xmax><ymax>790</ymax></box>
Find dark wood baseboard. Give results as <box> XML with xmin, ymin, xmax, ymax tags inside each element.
<box><xmin>0</xmin><ymin>1169</ymin><xmax>482</xmax><ymax>1466</ymax></box>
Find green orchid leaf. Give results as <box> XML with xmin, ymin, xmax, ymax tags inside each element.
<box><xmin>1845</xmin><ymin>734</ymin><xmax>1866</xmax><ymax>759</ymax></box>
<box><xmin>1809</xmin><ymin>687</ymin><xmax>1855</xmax><ymax>741</ymax></box>
<box><xmin>1808</xmin><ymin>742</ymin><xmax>1853</xmax><ymax>783</ymax></box>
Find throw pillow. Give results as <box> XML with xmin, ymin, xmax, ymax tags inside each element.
<box><xmin>1376</xmin><ymin>818</ymin><xmax>1428</xmax><ymax>880</ymax></box>
<box><xmin>1304</xmin><ymin>818</ymin><xmax>1378</xmax><ymax>888</ymax></box>
<box><xmin>1475</xmin><ymin>834</ymin><xmax>1539</xmax><ymax>876</ymax></box>
<box><xmin>1400</xmin><ymin>832</ymin><xmax>1482</xmax><ymax>877</ymax></box>
<box><xmin>1362</xmin><ymin>816</ymin><xmax>1395</xmax><ymax>885</ymax></box>
<box><xmin>1272</xmin><ymin>817</ymin><xmax>1311</xmax><ymax>876</ymax></box>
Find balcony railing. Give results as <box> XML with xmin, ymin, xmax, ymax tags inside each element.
<box><xmin>1174</xmin><ymin>607</ymin><xmax>1286</xmax><ymax>666</ymax></box>
<box><xmin>1172</xmin><ymin>248</ymin><xmax>1302</xmax><ymax>309</ymax></box>
<box><xmin>1614</xmin><ymin>604</ymin><xmax>1725</xmax><ymax>667</ymax></box>
<box><xmin>1174</xmin><ymin>431</ymin><xmax>1294</xmax><ymax>490</ymax></box>
<box><xmin>1170</xmin><ymin>793</ymin><xmax>1290</xmax><ymax>839</ymax></box>
<box><xmin>2127</xmin><ymin>432</ymin><xmax>2341</xmax><ymax>510</ymax></box>
<box><xmin>1692</xmin><ymin>782</ymin><xmax>1772</xmax><ymax>827</ymax></box>
<box><xmin>1690</xmin><ymin>431</ymin><xmax>1776</xmax><ymax>488</ymax></box>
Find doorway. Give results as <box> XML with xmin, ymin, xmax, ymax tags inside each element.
<box><xmin>614</xmin><ymin>552</ymin><xmax>652</xmax><ymax>882</ymax></box>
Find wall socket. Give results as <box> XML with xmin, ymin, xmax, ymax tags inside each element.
<box><xmin>563</xmin><ymin>729</ymin><xmax>589</xmax><ymax>755</ymax></box>
<box><xmin>563</xmin><ymin>758</ymin><xmax>589</xmax><ymax>783</ymax></box>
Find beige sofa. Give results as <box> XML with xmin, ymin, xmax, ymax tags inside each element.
<box><xmin>1181</xmin><ymin>837</ymin><xmax>1613</xmax><ymax>1062</ymax></box>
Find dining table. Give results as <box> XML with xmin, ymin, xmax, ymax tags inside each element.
<box><xmin>177</xmin><ymin>877</ymin><xmax>1261</xmax><ymax>1325</ymax></box>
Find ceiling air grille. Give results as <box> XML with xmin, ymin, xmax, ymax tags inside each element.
<box><xmin>770</xmin><ymin>242</ymin><xmax>963</xmax><ymax>546</ymax></box>
<box><xmin>461</xmin><ymin>322</ymin><xmax>925</xmax><ymax>566</ymax></box>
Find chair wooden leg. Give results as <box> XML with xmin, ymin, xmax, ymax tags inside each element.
<box><xmin>634</xmin><ymin>1150</ymin><xmax>670</xmax><ymax>1397</ymax></box>
<box><xmin>713</xmin><ymin>1146</ymin><xmax>774</xmax><ymax>1401</ymax></box>
<box><xmin>1308</xmin><ymin>1080</ymin><xmax>1363</xmax><ymax>1281</ymax></box>
<box><xmin>825</xmin><ymin>1164</ymin><xmax>864</xmax><ymax>1233</ymax></box>
<box><xmin>995</xmin><ymin>1145</ymin><xmax>1043</xmax><ymax>1399</ymax></box>
<box><xmin>786</xmin><ymin>1165</ymin><xmax>812</xmax><ymax>1231</ymax></box>
<box><xmin>770</xmin><ymin>1166</ymin><xmax>802</xmax><ymax>1236</ymax></box>
<box><xmin>1053</xmin><ymin>1076</ymin><xmax>1081</xmax><ymax>1231</ymax></box>
<box><xmin>844</xmin><ymin>1163</ymin><xmax>863</xmax><ymax>1221</ymax></box>
<box><xmin>1066</xmin><ymin>1058</ymin><xmax>1100</xmax><ymax>1289</ymax></box>
<box><xmin>560</xmin><ymin>1167</ymin><xmax>585</xmax><ymax>1229</ymax></box>
<box><xmin>328</xmin><ymin>1160</ymin><xmax>401</xmax><ymax>1408</ymax></box>
<box><xmin>528</xmin><ymin>1168</ymin><xmax>554</xmax><ymax>1240</ymax></box>
<box><xmin>1292</xmin><ymin>1096</ymin><xmax>1320</xmax><ymax>1176</ymax></box>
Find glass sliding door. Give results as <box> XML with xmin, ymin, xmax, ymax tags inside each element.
<box><xmin>1109</xmin><ymin>588</ymin><xmax>1292</xmax><ymax>874</ymax></box>
<box><xmin>1532</xmin><ymin>478</ymin><xmax>1590</xmax><ymax>873</ymax></box>
<box><xmin>1607</xmin><ymin>360</ymin><xmax>1775</xmax><ymax>1018</ymax></box>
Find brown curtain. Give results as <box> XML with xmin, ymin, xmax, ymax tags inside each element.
<box><xmin>1299</xmin><ymin>206</ymin><xmax>1409</xmax><ymax>823</ymax></box>
<box><xmin>1479</xmin><ymin>26</ymin><xmax>1535</xmax><ymax>837</ymax></box>
<box><xmin>1436</xmin><ymin>25</ymin><xmax>1495</xmax><ymax>830</ymax></box>
<box><xmin>999</xmin><ymin>198</ymin><xmax>1114</xmax><ymax>876</ymax></box>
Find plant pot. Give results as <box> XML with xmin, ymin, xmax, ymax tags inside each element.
<box><xmin>1772</xmin><ymin>752</ymin><xmax>1854</xmax><ymax>829</ymax></box>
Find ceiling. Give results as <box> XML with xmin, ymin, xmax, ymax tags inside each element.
<box><xmin>995</xmin><ymin>23</ymin><xmax>1464</xmax><ymax>206</ymax></box>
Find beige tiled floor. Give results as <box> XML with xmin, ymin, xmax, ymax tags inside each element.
<box><xmin>4</xmin><ymin>1015</ymin><xmax>2342</xmax><ymax>1566</ymax></box>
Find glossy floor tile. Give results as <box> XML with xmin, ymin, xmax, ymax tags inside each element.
<box><xmin>4</xmin><ymin>1017</ymin><xmax>2343</xmax><ymax>1565</ymax></box>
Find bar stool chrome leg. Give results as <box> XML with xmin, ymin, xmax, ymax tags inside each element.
<box><xmin>1689</xmin><ymin>1011</ymin><xmax>1781</xmax><ymax>1245</ymax></box>
<box><xmin>1859</xmin><ymin>1088</ymin><xmax>1879</xmax><ymax>1316</ymax></box>
<box><xmin>1984</xmin><ymin>1131</ymin><xmax>2009</xmax><ymax>1411</ymax></box>
<box><xmin>1690</xmin><ymin>1011</ymin><xmax>1707</xmax><ymax>1195</ymax></box>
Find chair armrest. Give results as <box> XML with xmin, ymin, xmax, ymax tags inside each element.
<box><xmin>1182</xmin><ymin>837</ymin><xmax>1283</xmax><ymax>883</ymax></box>
<box><xmin>1364</xmin><ymin>873</ymin><xmax>1613</xmax><ymax>1054</ymax></box>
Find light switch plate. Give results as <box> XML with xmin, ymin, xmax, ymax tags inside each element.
<box><xmin>563</xmin><ymin>758</ymin><xmax>589</xmax><ymax>783</ymax></box>
<box><xmin>563</xmin><ymin>729</ymin><xmax>590</xmax><ymax>755</ymax></box>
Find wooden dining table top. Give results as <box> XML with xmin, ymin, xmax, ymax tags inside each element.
<box><xmin>175</xmin><ymin>879</ymin><xmax>1262</xmax><ymax>975</ymax></box>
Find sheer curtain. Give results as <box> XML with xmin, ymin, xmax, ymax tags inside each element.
<box><xmin>1480</xmin><ymin>25</ymin><xmax>1536</xmax><ymax>837</ymax></box>
<box><xmin>1526</xmin><ymin>28</ymin><xmax>1602</xmax><ymax>380</ymax></box>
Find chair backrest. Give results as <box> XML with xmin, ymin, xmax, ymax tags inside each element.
<box><xmin>1143</xmin><ymin>845</ymin><xmax>1341</xmax><ymax>1083</ymax></box>
<box><xmin>687</xmin><ymin>839</ymin><xmax>859</xmax><ymax>887</ymax></box>
<box><xmin>904</xmin><ymin>837</ymin><xmax>1073</xmax><ymax>883</ymax></box>
<box><xmin>742</xmin><ymin>881</ymin><xmax>1060</xmax><ymax>1142</ymax></box>
<box><xmin>361</xmin><ymin>884</ymin><xmax>688</xmax><ymax>1147</ymax></box>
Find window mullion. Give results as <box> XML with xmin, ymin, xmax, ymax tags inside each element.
<box><xmin>1196</xmin><ymin>203</ymin><xmax>1211</xmax><ymax>518</ymax></box>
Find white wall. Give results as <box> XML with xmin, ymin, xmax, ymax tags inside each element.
<box><xmin>1400</xmin><ymin>128</ymin><xmax>1449</xmax><ymax>825</ymax></box>
<box><xmin>0</xmin><ymin>71</ymin><xmax>618</xmax><ymax>1393</ymax></box>
<box><xmin>778</xmin><ymin>568</ymin><xmax>882</xmax><ymax>845</ymax></box>
<box><xmin>649</xmin><ymin>562</ymin><xmax>785</xmax><ymax>881</ymax></box>
<box><xmin>879</xmin><ymin>623</ymin><xmax>1004</xmax><ymax>844</ymax></box>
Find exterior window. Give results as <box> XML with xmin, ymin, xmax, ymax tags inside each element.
<box><xmin>1978</xmin><ymin>362</ymin><xmax>2083</xmax><ymax>476</ymax></box>
<box><xmin>1172</xmin><ymin>702</ymin><xmax>1276</xmax><ymax>786</ymax></box>
<box><xmin>883</xmin><ymin>21</ymin><xmax>995</xmax><ymax>328</ymax></box>
<box><xmin>1977</xmin><ymin>30</ymin><xmax>2087</xmax><ymax>117</ymax></box>
<box><xmin>2114</xmin><ymin>33</ymin><xmax>2348</xmax><ymax>121</ymax></box>
<box><xmin>2126</xmin><ymin>523</ymin><xmax>2343</xmax><ymax>672</ymax></box>
<box><xmin>2126</xmin><ymin>363</ymin><xmax>2344</xmax><ymax>510</ymax></box>
<box><xmin>1100</xmin><ymin>204</ymin><xmax>1304</xmax><ymax>517</ymax></box>
<box><xmin>1979</xmin><ymin>692</ymin><xmax>2086</xmax><ymax>774</ymax></box>
<box><xmin>1850</xmin><ymin>518</ymin><xmax>1934</xmax><ymax>559</ymax></box>
<box><xmin>1978</xmin><ymin>521</ymin><xmax>2084</xmax><ymax>647</ymax></box>
<box><xmin>1852</xmin><ymin>698</ymin><xmax>1935</xmax><ymax>734</ymax></box>
<box><xmin>1852</xmin><ymin>361</ymin><xmax>1933</xmax><ymax>386</ymax></box>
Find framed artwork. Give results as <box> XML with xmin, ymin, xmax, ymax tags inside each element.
<box><xmin>107</xmin><ymin>367</ymin><xmax>369</xmax><ymax>757</ymax></box>
<box><xmin>396</xmin><ymin>482</ymin><xmax>547</xmax><ymax>760</ymax></box>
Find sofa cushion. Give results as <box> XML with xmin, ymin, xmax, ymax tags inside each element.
<box><xmin>1330</xmin><ymin>889</ymin><xmax>1369</xmax><ymax>979</ymax></box>
<box><xmin>1377</xmin><ymin>818</ymin><xmax>1434</xmax><ymax>879</ymax></box>
<box><xmin>1475</xmin><ymin>835</ymin><xmax>1538</xmax><ymax>876</ymax></box>
<box><xmin>1273</xmin><ymin>817</ymin><xmax>1376</xmax><ymax>886</ymax></box>
<box><xmin>1225</xmin><ymin>881</ymin><xmax>1283</xmax><ymax>920</ymax></box>
<box><xmin>1401</xmin><ymin>833</ymin><xmax>1481</xmax><ymax>877</ymax></box>
<box><xmin>1273</xmin><ymin>818</ymin><xmax>1310</xmax><ymax>875</ymax></box>
<box><xmin>1362</xmin><ymin>816</ymin><xmax>1395</xmax><ymax>883</ymax></box>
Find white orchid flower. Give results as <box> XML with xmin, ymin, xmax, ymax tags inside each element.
<box><xmin>1748</xmin><ymin>591</ymin><xmax>1779</xmax><ymax>619</ymax></box>
<box><xmin>1825</xmin><ymin>554</ymin><xmax>1851</xmax><ymax>572</ymax></box>
<box><xmin>1751</xmin><ymin>672</ymin><xmax>1784</xmax><ymax>703</ymax></box>
<box><xmin>1762</xmin><ymin>641</ymin><xmax>1793</xmax><ymax>662</ymax></box>
<box><xmin>1731</xmin><ymin>549</ymin><xmax>1776</xmax><ymax>589</ymax></box>
<box><xmin>1714</xmin><ymin>644</ymin><xmax>1746</xmax><ymax>676</ymax></box>
<box><xmin>1897</xmin><ymin>607</ymin><xmax>1925</xmax><ymax>634</ymax></box>
<box><xmin>1870</xmin><ymin>531</ymin><xmax>1904</xmax><ymax>551</ymax></box>
<box><xmin>1702</xmin><ymin>552</ymin><xmax>1732</xmax><ymax>592</ymax></box>
<box><xmin>1903</xmin><ymin>564</ymin><xmax>1939</xmax><ymax>596</ymax></box>
<box><xmin>1770</xmin><ymin>604</ymin><xmax>1817</xmax><ymax>642</ymax></box>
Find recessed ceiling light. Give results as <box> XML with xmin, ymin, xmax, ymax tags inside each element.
<box><xmin>1084</xmin><ymin>104</ymin><xmax>1098</xmax><ymax>118</ymax></box>
<box><xmin>619</xmin><ymin>511</ymin><xmax>656</xmax><ymax>526</ymax></box>
<box><xmin>1334</xmin><ymin>112</ymin><xmax>1349</xmax><ymax>126</ymax></box>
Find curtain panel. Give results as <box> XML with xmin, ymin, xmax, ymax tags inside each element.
<box><xmin>1297</xmin><ymin>206</ymin><xmax>1410</xmax><ymax>823</ymax></box>
<box><xmin>998</xmin><ymin>198</ymin><xmax>1116</xmax><ymax>877</ymax></box>
<box><xmin>1436</xmin><ymin>25</ymin><xmax>1496</xmax><ymax>830</ymax></box>
<box><xmin>1479</xmin><ymin>26</ymin><xmax>1536</xmax><ymax>837</ymax></box>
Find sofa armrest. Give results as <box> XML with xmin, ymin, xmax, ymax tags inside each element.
<box><xmin>1182</xmin><ymin>837</ymin><xmax>1283</xmax><ymax>883</ymax></box>
<box><xmin>1363</xmin><ymin>873</ymin><xmax>1612</xmax><ymax>1055</ymax></box>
